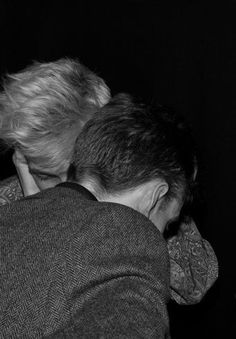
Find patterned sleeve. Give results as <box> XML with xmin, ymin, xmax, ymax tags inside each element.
<box><xmin>0</xmin><ymin>175</ymin><xmax>23</xmax><ymax>206</ymax></box>
<box><xmin>167</xmin><ymin>219</ymin><xmax>219</xmax><ymax>305</ymax></box>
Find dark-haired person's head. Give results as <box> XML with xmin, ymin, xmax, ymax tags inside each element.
<box><xmin>71</xmin><ymin>94</ymin><xmax>197</xmax><ymax>233</ymax></box>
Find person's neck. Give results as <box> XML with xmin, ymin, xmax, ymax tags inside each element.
<box><xmin>78</xmin><ymin>181</ymin><xmax>141</xmax><ymax>211</ymax></box>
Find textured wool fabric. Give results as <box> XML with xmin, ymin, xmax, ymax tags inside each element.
<box><xmin>0</xmin><ymin>176</ymin><xmax>218</xmax><ymax>306</ymax></box>
<box><xmin>0</xmin><ymin>182</ymin><xmax>170</xmax><ymax>338</ymax></box>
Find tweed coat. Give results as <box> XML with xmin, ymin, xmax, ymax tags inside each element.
<box><xmin>0</xmin><ymin>182</ymin><xmax>170</xmax><ymax>338</ymax></box>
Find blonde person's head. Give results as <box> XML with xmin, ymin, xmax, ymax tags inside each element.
<box><xmin>0</xmin><ymin>58</ymin><xmax>110</xmax><ymax>184</ymax></box>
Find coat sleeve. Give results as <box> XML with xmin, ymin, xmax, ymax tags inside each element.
<box><xmin>45</xmin><ymin>205</ymin><xmax>171</xmax><ymax>339</ymax></box>
<box><xmin>46</xmin><ymin>275</ymin><xmax>170</xmax><ymax>339</ymax></box>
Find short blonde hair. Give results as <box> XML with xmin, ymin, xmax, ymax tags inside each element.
<box><xmin>0</xmin><ymin>58</ymin><xmax>110</xmax><ymax>173</ymax></box>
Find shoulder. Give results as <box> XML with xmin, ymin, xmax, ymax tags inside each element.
<box><xmin>100</xmin><ymin>201</ymin><xmax>163</xmax><ymax>240</ymax></box>
<box><xmin>78</xmin><ymin>201</ymin><xmax>169</xmax><ymax>267</ymax></box>
<box><xmin>0</xmin><ymin>187</ymin><xmax>169</xmax><ymax>271</ymax></box>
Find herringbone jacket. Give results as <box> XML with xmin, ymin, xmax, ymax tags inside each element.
<box><xmin>0</xmin><ymin>182</ymin><xmax>170</xmax><ymax>338</ymax></box>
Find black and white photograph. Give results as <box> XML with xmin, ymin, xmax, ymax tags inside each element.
<box><xmin>0</xmin><ymin>1</ymin><xmax>235</xmax><ymax>338</ymax></box>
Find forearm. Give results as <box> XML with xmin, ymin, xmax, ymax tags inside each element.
<box><xmin>45</xmin><ymin>211</ymin><xmax>171</xmax><ymax>338</ymax></box>
<box><xmin>46</xmin><ymin>277</ymin><xmax>170</xmax><ymax>339</ymax></box>
<box><xmin>168</xmin><ymin>220</ymin><xmax>218</xmax><ymax>304</ymax></box>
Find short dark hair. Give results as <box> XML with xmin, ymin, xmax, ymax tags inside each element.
<box><xmin>72</xmin><ymin>94</ymin><xmax>196</xmax><ymax>200</ymax></box>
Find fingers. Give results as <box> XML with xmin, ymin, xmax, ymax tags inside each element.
<box><xmin>12</xmin><ymin>149</ymin><xmax>27</xmax><ymax>165</ymax></box>
<box><xmin>12</xmin><ymin>149</ymin><xmax>40</xmax><ymax>197</ymax></box>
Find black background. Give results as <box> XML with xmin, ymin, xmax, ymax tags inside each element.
<box><xmin>0</xmin><ymin>1</ymin><xmax>235</xmax><ymax>337</ymax></box>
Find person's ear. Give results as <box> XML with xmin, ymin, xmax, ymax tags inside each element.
<box><xmin>139</xmin><ymin>180</ymin><xmax>169</xmax><ymax>218</ymax></box>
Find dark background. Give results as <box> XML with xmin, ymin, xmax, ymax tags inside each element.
<box><xmin>0</xmin><ymin>1</ymin><xmax>235</xmax><ymax>337</ymax></box>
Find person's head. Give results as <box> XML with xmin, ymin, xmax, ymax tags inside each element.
<box><xmin>0</xmin><ymin>58</ymin><xmax>110</xmax><ymax>190</ymax></box>
<box><xmin>71</xmin><ymin>94</ymin><xmax>197</xmax><ymax>232</ymax></box>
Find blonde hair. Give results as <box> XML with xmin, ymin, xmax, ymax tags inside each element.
<box><xmin>0</xmin><ymin>58</ymin><xmax>110</xmax><ymax>173</ymax></box>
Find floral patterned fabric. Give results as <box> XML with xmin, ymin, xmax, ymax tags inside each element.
<box><xmin>167</xmin><ymin>221</ymin><xmax>218</xmax><ymax>304</ymax></box>
<box><xmin>0</xmin><ymin>175</ymin><xmax>218</xmax><ymax>305</ymax></box>
<box><xmin>0</xmin><ymin>175</ymin><xmax>23</xmax><ymax>205</ymax></box>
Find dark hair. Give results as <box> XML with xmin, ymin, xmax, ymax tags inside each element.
<box><xmin>72</xmin><ymin>94</ymin><xmax>196</xmax><ymax>200</ymax></box>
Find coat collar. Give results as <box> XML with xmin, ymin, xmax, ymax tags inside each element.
<box><xmin>57</xmin><ymin>182</ymin><xmax>97</xmax><ymax>201</ymax></box>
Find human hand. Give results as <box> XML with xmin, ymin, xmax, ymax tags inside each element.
<box><xmin>12</xmin><ymin>149</ymin><xmax>40</xmax><ymax>197</ymax></box>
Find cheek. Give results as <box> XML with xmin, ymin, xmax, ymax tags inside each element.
<box><xmin>168</xmin><ymin>200</ymin><xmax>182</xmax><ymax>221</ymax></box>
<box><xmin>33</xmin><ymin>177</ymin><xmax>62</xmax><ymax>191</ymax></box>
